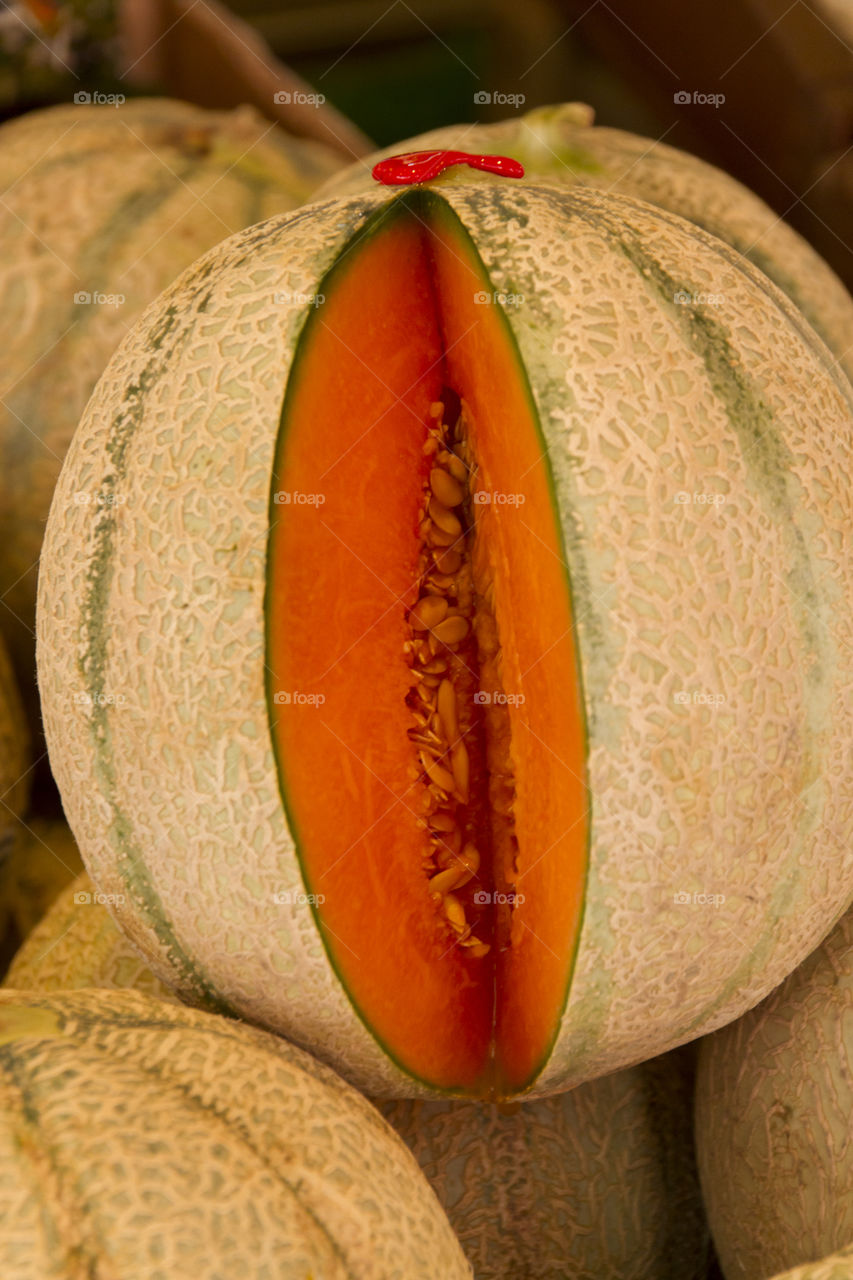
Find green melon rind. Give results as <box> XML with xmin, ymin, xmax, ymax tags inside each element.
<box><xmin>695</xmin><ymin>907</ymin><xmax>853</xmax><ymax>1280</ymax></box>
<box><xmin>4</xmin><ymin>870</ymin><xmax>174</xmax><ymax>1002</ymax></box>
<box><xmin>0</xmin><ymin>988</ymin><xmax>471</xmax><ymax>1278</ymax></box>
<box><xmin>37</xmin><ymin>181</ymin><xmax>853</xmax><ymax>1098</ymax></box>
<box><xmin>376</xmin><ymin>1044</ymin><xmax>710</xmax><ymax>1280</ymax></box>
<box><xmin>317</xmin><ymin>102</ymin><xmax>853</xmax><ymax>388</ymax></box>
<box><xmin>0</xmin><ymin>97</ymin><xmax>344</xmax><ymax>718</ymax></box>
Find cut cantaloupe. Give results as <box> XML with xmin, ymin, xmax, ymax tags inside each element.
<box><xmin>267</xmin><ymin>191</ymin><xmax>588</xmax><ymax>1094</ymax></box>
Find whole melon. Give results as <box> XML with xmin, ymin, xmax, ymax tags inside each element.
<box><xmin>0</xmin><ymin>96</ymin><xmax>344</xmax><ymax>719</ymax></box>
<box><xmin>0</xmin><ymin>633</ymin><xmax>27</xmax><ymax>863</ymax></box>
<box><xmin>695</xmin><ymin>907</ymin><xmax>853</xmax><ymax>1279</ymax></box>
<box><xmin>319</xmin><ymin>102</ymin><xmax>853</xmax><ymax>387</ymax></box>
<box><xmin>37</xmin><ymin>167</ymin><xmax>853</xmax><ymax>1099</ymax></box>
<box><xmin>0</xmin><ymin>989</ymin><xmax>471</xmax><ymax>1278</ymax></box>
<box><xmin>4</xmin><ymin>869</ymin><xmax>173</xmax><ymax>1000</ymax></box>
<box><xmin>377</xmin><ymin>1045</ymin><xmax>710</xmax><ymax>1279</ymax></box>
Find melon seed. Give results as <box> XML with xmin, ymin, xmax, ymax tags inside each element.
<box><xmin>450</xmin><ymin>739</ymin><xmax>470</xmax><ymax>803</ymax></box>
<box><xmin>429</xmin><ymin>866</ymin><xmax>468</xmax><ymax>896</ymax></box>
<box><xmin>461</xmin><ymin>938</ymin><xmax>490</xmax><ymax>957</ymax></box>
<box><xmin>445</xmin><ymin>453</ymin><xmax>468</xmax><ymax>483</ymax></box>
<box><xmin>428</xmin><ymin>810</ymin><xmax>456</xmax><ymax>833</ymax></box>
<box><xmin>419</xmin><ymin>751</ymin><xmax>456</xmax><ymax>794</ymax></box>
<box><xmin>432</xmin><ymin>546</ymin><xmax>462</xmax><ymax>575</ymax></box>
<box><xmin>410</xmin><ymin>595</ymin><xmax>448</xmax><ymax>631</ymax></box>
<box><xmin>443</xmin><ymin>893</ymin><xmax>467</xmax><ymax>933</ymax></box>
<box><xmin>437</xmin><ymin>678</ymin><xmax>459</xmax><ymax>744</ymax></box>
<box><xmin>430</xmin><ymin>467</ymin><xmax>465</xmax><ymax>508</ymax></box>
<box><xmin>428</xmin><ymin>497</ymin><xmax>462</xmax><ymax>537</ymax></box>
<box><xmin>432</xmin><ymin>615</ymin><xmax>469</xmax><ymax>647</ymax></box>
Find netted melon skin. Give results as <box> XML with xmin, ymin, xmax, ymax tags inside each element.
<box><xmin>0</xmin><ymin>989</ymin><xmax>471</xmax><ymax>1279</ymax></box>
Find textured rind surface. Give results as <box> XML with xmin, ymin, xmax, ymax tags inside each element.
<box><xmin>0</xmin><ymin>989</ymin><xmax>471</xmax><ymax>1279</ymax></box>
<box><xmin>0</xmin><ymin>97</ymin><xmax>343</xmax><ymax>708</ymax></box>
<box><xmin>5</xmin><ymin>871</ymin><xmax>174</xmax><ymax>1001</ymax></box>
<box><xmin>768</xmin><ymin>1247</ymin><xmax>853</xmax><ymax>1280</ymax></box>
<box><xmin>0</xmin><ymin>820</ymin><xmax>84</xmax><ymax>943</ymax></box>
<box><xmin>37</xmin><ymin>181</ymin><xmax>853</xmax><ymax>1097</ymax></box>
<box><xmin>695</xmin><ymin>908</ymin><xmax>853</xmax><ymax>1280</ymax></box>
<box><xmin>0</xmin><ymin>633</ymin><xmax>27</xmax><ymax>860</ymax></box>
<box><xmin>376</xmin><ymin>1045</ymin><xmax>710</xmax><ymax>1279</ymax></box>
<box><xmin>319</xmin><ymin>103</ymin><xmax>853</xmax><ymax>386</ymax></box>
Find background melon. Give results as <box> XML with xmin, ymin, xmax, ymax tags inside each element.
<box><xmin>0</xmin><ymin>989</ymin><xmax>471</xmax><ymax>1278</ymax></box>
<box><xmin>377</xmin><ymin>1045</ymin><xmax>711</xmax><ymax>1279</ymax></box>
<box><xmin>767</xmin><ymin>1249</ymin><xmax>853</xmax><ymax>1280</ymax></box>
<box><xmin>0</xmin><ymin>96</ymin><xmax>344</xmax><ymax>732</ymax></box>
<box><xmin>319</xmin><ymin>102</ymin><xmax>853</xmax><ymax>388</ymax></box>
<box><xmin>37</xmin><ymin>174</ymin><xmax>853</xmax><ymax>1099</ymax></box>
<box><xmin>695</xmin><ymin>906</ymin><xmax>853</xmax><ymax>1280</ymax></box>
<box><xmin>4</xmin><ymin>869</ymin><xmax>174</xmax><ymax>999</ymax></box>
<box><xmin>0</xmin><ymin>633</ymin><xmax>27</xmax><ymax>863</ymax></box>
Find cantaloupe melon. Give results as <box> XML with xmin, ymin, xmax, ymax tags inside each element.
<box><xmin>4</xmin><ymin>870</ymin><xmax>173</xmax><ymax>1000</ymax></box>
<box><xmin>695</xmin><ymin>907</ymin><xmax>853</xmax><ymax>1280</ymax></box>
<box><xmin>37</xmin><ymin>165</ymin><xmax>853</xmax><ymax>1099</ymax></box>
<box><xmin>0</xmin><ymin>96</ymin><xmax>344</xmax><ymax>722</ymax></box>
<box><xmin>0</xmin><ymin>633</ymin><xmax>27</xmax><ymax>863</ymax></box>
<box><xmin>377</xmin><ymin>1045</ymin><xmax>710</xmax><ymax>1278</ymax></box>
<box><xmin>320</xmin><ymin>102</ymin><xmax>853</xmax><ymax>387</ymax></box>
<box><xmin>0</xmin><ymin>989</ymin><xmax>471</xmax><ymax>1278</ymax></box>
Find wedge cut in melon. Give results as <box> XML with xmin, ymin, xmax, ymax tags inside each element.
<box><xmin>267</xmin><ymin>191</ymin><xmax>588</xmax><ymax>1094</ymax></box>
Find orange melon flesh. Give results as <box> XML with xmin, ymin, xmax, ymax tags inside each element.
<box><xmin>268</xmin><ymin>192</ymin><xmax>587</xmax><ymax>1095</ymax></box>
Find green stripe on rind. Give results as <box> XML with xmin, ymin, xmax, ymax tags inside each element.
<box><xmin>78</xmin><ymin>278</ymin><xmax>238</xmax><ymax>1018</ymax></box>
<box><xmin>265</xmin><ymin>188</ymin><xmax>591</xmax><ymax>1096</ymax></box>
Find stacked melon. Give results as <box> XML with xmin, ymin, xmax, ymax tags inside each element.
<box><xmin>4</xmin><ymin>99</ymin><xmax>853</xmax><ymax>1274</ymax></box>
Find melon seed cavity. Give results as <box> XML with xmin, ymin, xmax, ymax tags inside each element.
<box><xmin>404</xmin><ymin>394</ymin><xmax>520</xmax><ymax>960</ymax></box>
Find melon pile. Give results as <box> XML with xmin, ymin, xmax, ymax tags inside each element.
<box><xmin>0</xmin><ymin>96</ymin><xmax>851</xmax><ymax>1276</ymax></box>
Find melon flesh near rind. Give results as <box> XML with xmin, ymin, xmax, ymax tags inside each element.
<box><xmin>4</xmin><ymin>871</ymin><xmax>174</xmax><ymax>1001</ymax></box>
<box><xmin>318</xmin><ymin>103</ymin><xmax>853</xmax><ymax>388</ymax></box>
<box><xmin>768</xmin><ymin>1248</ymin><xmax>853</xmax><ymax>1280</ymax></box>
<box><xmin>0</xmin><ymin>97</ymin><xmax>344</xmax><ymax>713</ymax></box>
<box><xmin>376</xmin><ymin>1045</ymin><xmax>710</xmax><ymax>1280</ymax></box>
<box><xmin>0</xmin><ymin>989</ymin><xmax>471</xmax><ymax>1279</ymax></box>
<box><xmin>0</xmin><ymin>634</ymin><xmax>27</xmax><ymax>861</ymax></box>
<box><xmin>695</xmin><ymin>908</ymin><xmax>853</xmax><ymax>1280</ymax></box>
<box><xmin>37</xmin><ymin>183</ymin><xmax>853</xmax><ymax>1097</ymax></box>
